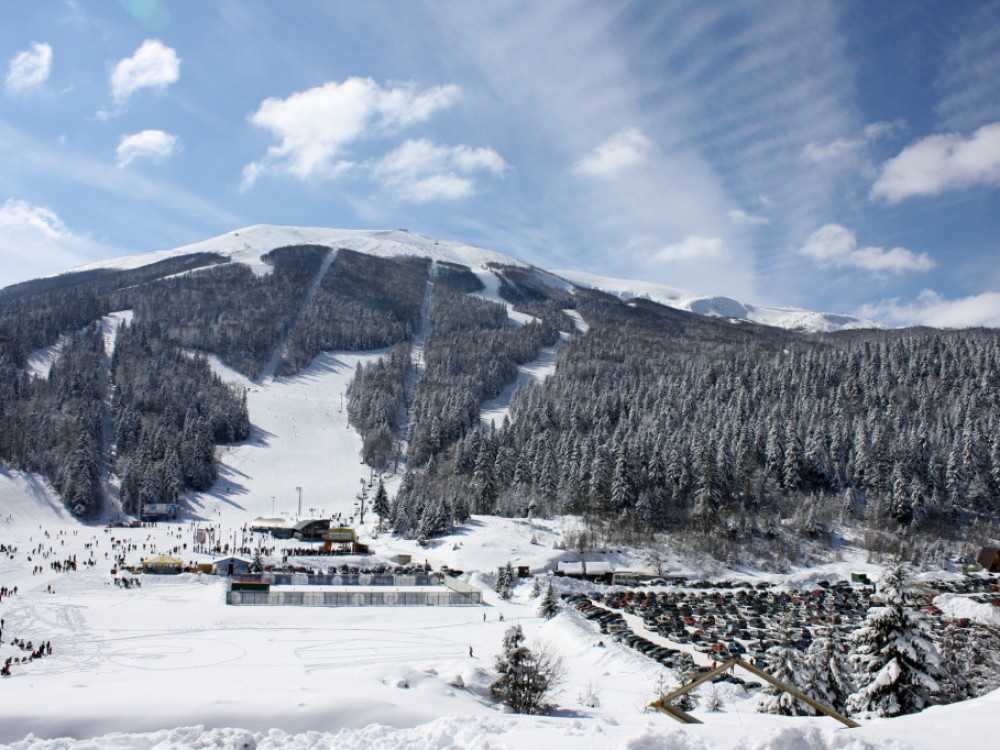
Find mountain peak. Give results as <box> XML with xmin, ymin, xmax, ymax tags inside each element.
<box><xmin>59</xmin><ymin>225</ymin><xmax>530</xmax><ymax>280</ymax></box>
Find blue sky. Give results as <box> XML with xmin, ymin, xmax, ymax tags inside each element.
<box><xmin>3</xmin><ymin>1</ymin><xmax>1000</xmax><ymax>326</ymax></box>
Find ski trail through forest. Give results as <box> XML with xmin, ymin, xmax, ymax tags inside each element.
<box><xmin>98</xmin><ymin>311</ymin><xmax>133</xmax><ymax>521</ymax></box>
<box><xmin>397</xmin><ymin>272</ymin><xmax>435</xmax><ymax>470</ymax></box>
<box><xmin>259</xmin><ymin>249</ymin><xmax>338</xmax><ymax>381</ymax></box>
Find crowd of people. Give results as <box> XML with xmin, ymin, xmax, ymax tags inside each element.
<box><xmin>1</xmin><ymin>635</ymin><xmax>52</xmax><ymax>677</ymax></box>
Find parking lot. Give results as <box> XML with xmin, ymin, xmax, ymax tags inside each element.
<box><xmin>564</xmin><ymin>575</ymin><xmax>1000</xmax><ymax>677</ymax></box>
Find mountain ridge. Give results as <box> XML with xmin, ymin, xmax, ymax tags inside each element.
<box><xmin>42</xmin><ymin>224</ymin><xmax>877</xmax><ymax>334</ymax></box>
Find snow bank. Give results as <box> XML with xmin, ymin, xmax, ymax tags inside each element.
<box><xmin>0</xmin><ymin>469</ymin><xmax>74</xmax><ymax>526</ymax></box>
<box><xmin>934</xmin><ymin>594</ymin><xmax>1000</xmax><ymax>628</ymax></box>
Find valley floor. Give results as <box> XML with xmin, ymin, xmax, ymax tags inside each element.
<box><xmin>0</xmin><ymin>480</ymin><xmax>998</xmax><ymax>749</ymax></box>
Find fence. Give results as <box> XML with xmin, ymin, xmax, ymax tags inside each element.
<box><xmin>226</xmin><ymin>573</ymin><xmax>482</xmax><ymax>607</ymax></box>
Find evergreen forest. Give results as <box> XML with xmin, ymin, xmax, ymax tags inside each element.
<box><xmin>1</xmin><ymin>242</ymin><xmax>998</xmax><ymax>566</ymax></box>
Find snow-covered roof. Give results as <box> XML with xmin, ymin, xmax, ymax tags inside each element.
<box><xmin>557</xmin><ymin>560</ymin><xmax>613</xmax><ymax>575</ymax></box>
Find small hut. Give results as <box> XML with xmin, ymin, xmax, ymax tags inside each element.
<box><xmin>212</xmin><ymin>556</ymin><xmax>253</xmax><ymax>576</ymax></box>
<box><xmin>976</xmin><ymin>546</ymin><xmax>1000</xmax><ymax>572</ymax></box>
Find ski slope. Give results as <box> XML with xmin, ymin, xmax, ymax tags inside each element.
<box><xmin>192</xmin><ymin>350</ymin><xmax>384</xmax><ymax>523</ymax></box>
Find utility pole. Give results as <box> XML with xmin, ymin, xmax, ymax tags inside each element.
<box><xmin>296</xmin><ymin>486</ymin><xmax>302</xmax><ymax>518</ymax></box>
<box><xmin>356</xmin><ymin>479</ymin><xmax>368</xmax><ymax>524</ymax></box>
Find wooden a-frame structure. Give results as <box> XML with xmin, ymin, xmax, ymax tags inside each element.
<box><xmin>649</xmin><ymin>656</ymin><xmax>860</xmax><ymax>728</ymax></box>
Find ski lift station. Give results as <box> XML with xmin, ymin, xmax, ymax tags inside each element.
<box><xmin>227</xmin><ymin>571</ymin><xmax>482</xmax><ymax>607</ymax></box>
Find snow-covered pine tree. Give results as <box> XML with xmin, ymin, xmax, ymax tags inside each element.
<box><xmin>846</xmin><ymin>563</ymin><xmax>945</xmax><ymax>718</ymax></box>
<box><xmin>938</xmin><ymin>621</ymin><xmax>1000</xmax><ymax>701</ymax></box>
<box><xmin>531</xmin><ymin>576</ymin><xmax>542</xmax><ymax>598</ymax></box>
<box><xmin>539</xmin><ymin>582</ymin><xmax>559</xmax><ymax>619</ymax></box>
<box><xmin>372</xmin><ymin>480</ymin><xmax>389</xmax><ymax>531</ymax></box>
<box><xmin>495</xmin><ymin>561</ymin><xmax>514</xmax><ymax>600</ymax></box>
<box><xmin>490</xmin><ymin>624</ymin><xmax>562</xmax><ymax>714</ymax></box>
<box><xmin>669</xmin><ymin>651</ymin><xmax>698</xmax><ymax>711</ymax></box>
<box><xmin>801</xmin><ymin>627</ymin><xmax>852</xmax><ymax>713</ymax></box>
<box><xmin>757</xmin><ymin>614</ymin><xmax>814</xmax><ymax>716</ymax></box>
<box><xmin>702</xmin><ymin>684</ymin><xmax>723</xmax><ymax>712</ymax></box>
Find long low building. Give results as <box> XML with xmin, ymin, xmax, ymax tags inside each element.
<box><xmin>227</xmin><ymin>574</ymin><xmax>482</xmax><ymax>607</ymax></box>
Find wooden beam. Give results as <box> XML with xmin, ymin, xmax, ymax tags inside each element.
<box><xmin>728</xmin><ymin>657</ymin><xmax>860</xmax><ymax>728</ymax></box>
<box><xmin>654</xmin><ymin>660</ymin><xmax>733</xmax><ymax>706</ymax></box>
<box><xmin>649</xmin><ymin>657</ymin><xmax>860</xmax><ymax>729</ymax></box>
<box><xmin>650</xmin><ymin>700</ymin><xmax>703</xmax><ymax>725</ymax></box>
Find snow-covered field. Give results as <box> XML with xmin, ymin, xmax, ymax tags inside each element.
<box><xmin>0</xmin><ymin>516</ymin><xmax>995</xmax><ymax>749</ymax></box>
<box><xmin>3</xmin><ymin>466</ymin><xmax>999</xmax><ymax>748</ymax></box>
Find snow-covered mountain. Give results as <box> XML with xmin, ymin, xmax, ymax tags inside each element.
<box><xmin>3</xmin><ymin>224</ymin><xmax>999</xmax><ymax>749</ymax></box>
<box><xmin>557</xmin><ymin>269</ymin><xmax>884</xmax><ymax>332</ymax></box>
<box><xmin>52</xmin><ymin>224</ymin><xmax>877</xmax><ymax>333</ymax></box>
<box><xmin>57</xmin><ymin>225</ymin><xmax>531</xmax><ymax>279</ymax></box>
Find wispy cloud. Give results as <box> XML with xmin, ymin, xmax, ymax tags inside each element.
<box><xmin>374</xmin><ymin>139</ymin><xmax>506</xmax><ymax>202</ymax></box>
<box><xmin>871</xmin><ymin>122</ymin><xmax>1000</xmax><ymax>203</ymax></box>
<box><xmin>0</xmin><ymin>198</ymin><xmax>114</xmax><ymax>287</ymax></box>
<box><xmin>798</xmin><ymin>223</ymin><xmax>935</xmax><ymax>274</ymax></box>
<box><xmin>109</xmin><ymin>39</ymin><xmax>180</xmax><ymax>108</ymax></box>
<box><xmin>241</xmin><ymin>78</ymin><xmax>460</xmax><ymax>190</ymax></box>
<box><xmin>801</xmin><ymin>121</ymin><xmax>900</xmax><ymax>165</ymax></box>
<box><xmin>935</xmin><ymin>5</ymin><xmax>1000</xmax><ymax>131</ymax></box>
<box><xmin>859</xmin><ymin>289</ymin><xmax>1000</xmax><ymax>328</ymax></box>
<box><xmin>116</xmin><ymin>129</ymin><xmax>180</xmax><ymax>167</ymax></box>
<box><xmin>0</xmin><ymin>118</ymin><xmax>239</xmax><ymax>226</ymax></box>
<box><xmin>728</xmin><ymin>208</ymin><xmax>769</xmax><ymax>226</ymax></box>
<box><xmin>423</xmin><ymin>1</ymin><xmax>860</xmax><ymax>301</ymax></box>
<box><xmin>655</xmin><ymin>235</ymin><xmax>726</xmax><ymax>263</ymax></box>
<box><xmin>5</xmin><ymin>42</ymin><xmax>52</xmax><ymax>95</ymax></box>
<box><xmin>573</xmin><ymin>128</ymin><xmax>654</xmax><ymax>178</ymax></box>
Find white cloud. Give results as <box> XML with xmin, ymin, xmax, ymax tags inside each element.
<box><xmin>0</xmin><ymin>118</ymin><xmax>240</xmax><ymax>229</ymax></box>
<box><xmin>654</xmin><ymin>235</ymin><xmax>727</xmax><ymax>263</ymax></box>
<box><xmin>802</xmin><ymin>121</ymin><xmax>900</xmax><ymax>164</ymax></box>
<box><xmin>858</xmin><ymin>289</ymin><xmax>1000</xmax><ymax>328</ymax></box>
<box><xmin>6</xmin><ymin>42</ymin><xmax>52</xmax><ymax>94</ymax></box>
<box><xmin>242</xmin><ymin>78</ymin><xmax>460</xmax><ymax>189</ymax></box>
<box><xmin>574</xmin><ymin>127</ymin><xmax>654</xmax><ymax>177</ymax></box>
<box><xmin>802</xmin><ymin>137</ymin><xmax>861</xmax><ymax>164</ymax></box>
<box><xmin>116</xmin><ymin>129</ymin><xmax>179</xmax><ymax>167</ymax></box>
<box><xmin>0</xmin><ymin>199</ymin><xmax>109</xmax><ymax>287</ymax></box>
<box><xmin>728</xmin><ymin>208</ymin><xmax>770</xmax><ymax>226</ymax></box>
<box><xmin>871</xmin><ymin>121</ymin><xmax>1000</xmax><ymax>203</ymax></box>
<box><xmin>110</xmin><ymin>39</ymin><xmax>180</xmax><ymax>106</ymax></box>
<box><xmin>864</xmin><ymin>120</ymin><xmax>902</xmax><ymax>140</ymax></box>
<box><xmin>798</xmin><ymin>223</ymin><xmax>935</xmax><ymax>274</ymax></box>
<box><xmin>374</xmin><ymin>139</ymin><xmax>507</xmax><ymax>202</ymax></box>
<box><xmin>397</xmin><ymin>174</ymin><xmax>476</xmax><ymax>202</ymax></box>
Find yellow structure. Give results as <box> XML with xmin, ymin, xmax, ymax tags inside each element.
<box><xmin>141</xmin><ymin>554</ymin><xmax>183</xmax><ymax>574</ymax></box>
